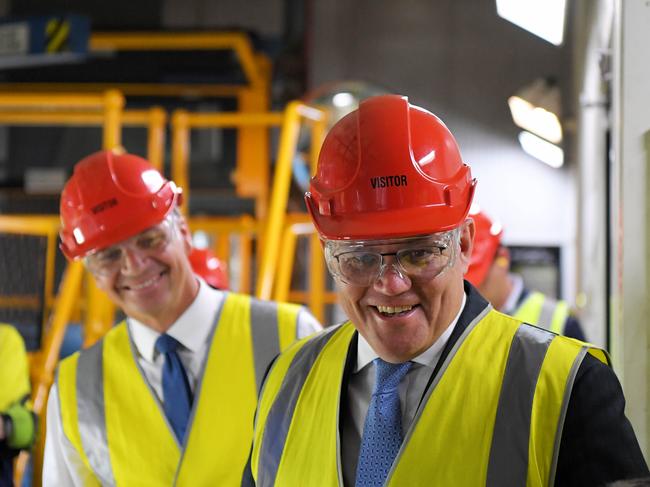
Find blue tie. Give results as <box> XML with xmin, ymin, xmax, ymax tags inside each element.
<box><xmin>355</xmin><ymin>358</ymin><xmax>413</xmax><ymax>487</ymax></box>
<box><xmin>155</xmin><ymin>334</ymin><xmax>193</xmax><ymax>443</ymax></box>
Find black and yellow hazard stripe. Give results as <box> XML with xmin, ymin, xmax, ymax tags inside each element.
<box><xmin>45</xmin><ymin>18</ymin><xmax>70</xmax><ymax>53</ymax></box>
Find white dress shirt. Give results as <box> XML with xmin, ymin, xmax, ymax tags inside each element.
<box><xmin>341</xmin><ymin>293</ymin><xmax>467</xmax><ymax>485</ymax></box>
<box><xmin>43</xmin><ymin>278</ymin><xmax>321</xmax><ymax>486</ymax></box>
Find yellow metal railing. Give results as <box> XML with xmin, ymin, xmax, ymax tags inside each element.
<box><xmin>0</xmin><ymin>31</ymin><xmax>273</xmax><ymax>230</ymax></box>
<box><xmin>0</xmin><ymin>216</ymin><xmax>61</xmax><ymax>331</ymax></box>
<box><xmin>1</xmin><ymin>31</ymin><xmax>271</xmax><ymax>97</ymax></box>
<box><xmin>256</xmin><ymin>102</ymin><xmax>328</xmax><ymax>300</ymax></box>
<box><xmin>0</xmin><ymin>91</ymin><xmax>173</xmax><ymax>347</ymax></box>
<box><xmin>0</xmin><ymin>214</ymin><xmax>84</xmax><ymax>486</ymax></box>
<box><xmin>171</xmin><ymin>110</ymin><xmax>284</xmax><ymax>218</ymax></box>
<box><xmin>0</xmin><ymin>90</ymin><xmax>124</xmax><ymax>148</ymax></box>
<box><xmin>272</xmin><ymin>213</ymin><xmax>338</xmax><ymax>323</ymax></box>
<box><xmin>0</xmin><ymin>91</ymin><xmax>129</xmax><ymax>486</ymax></box>
<box><xmin>90</xmin><ymin>31</ymin><xmax>267</xmax><ymax>88</ymax></box>
<box><xmin>172</xmin><ymin>101</ymin><xmax>328</xmax><ymax>305</ymax></box>
<box><xmin>188</xmin><ymin>215</ymin><xmax>259</xmax><ymax>294</ymax></box>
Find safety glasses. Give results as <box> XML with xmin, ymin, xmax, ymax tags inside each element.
<box><xmin>85</xmin><ymin>215</ymin><xmax>177</xmax><ymax>276</ymax></box>
<box><xmin>324</xmin><ymin>229</ymin><xmax>459</xmax><ymax>286</ymax></box>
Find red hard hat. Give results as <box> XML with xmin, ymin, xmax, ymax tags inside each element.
<box><xmin>305</xmin><ymin>94</ymin><xmax>476</xmax><ymax>240</ymax></box>
<box><xmin>189</xmin><ymin>248</ymin><xmax>230</xmax><ymax>290</ymax></box>
<box><xmin>59</xmin><ymin>150</ymin><xmax>182</xmax><ymax>260</ymax></box>
<box><xmin>465</xmin><ymin>208</ymin><xmax>504</xmax><ymax>287</ymax></box>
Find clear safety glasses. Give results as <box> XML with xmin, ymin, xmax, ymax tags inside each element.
<box><xmin>85</xmin><ymin>215</ymin><xmax>178</xmax><ymax>276</ymax></box>
<box><xmin>324</xmin><ymin>229</ymin><xmax>460</xmax><ymax>287</ymax></box>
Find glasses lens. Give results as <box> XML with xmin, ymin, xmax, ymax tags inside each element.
<box><xmin>336</xmin><ymin>251</ymin><xmax>382</xmax><ymax>285</ymax></box>
<box><xmin>396</xmin><ymin>244</ymin><xmax>453</xmax><ymax>278</ymax></box>
<box><xmin>86</xmin><ymin>219</ymin><xmax>174</xmax><ymax>275</ymax></box>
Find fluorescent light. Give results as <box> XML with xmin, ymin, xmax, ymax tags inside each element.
<box><xmin>332</xmin><ymin>92</ymin><xmax>355</xmax><ymax>108</ymax></box>
<box><xmin>508</xmin><ymin>94</ymin><xmax>562</xmax><ymax>143</ymax></box>
<box><xmin>518</xmin><ymin>131</ymin><xmax>564</xmax><ymax>168</ymax></box>
<box><xmin>496</xmin><ymin>0</ymin><xmax>567</xmax><ymax>46</ymax></box>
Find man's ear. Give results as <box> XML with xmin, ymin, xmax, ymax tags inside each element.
<box><xmin>458</xmin><ymin>218</ymin><xmax>475</xmax><ymax>273</ymax></box>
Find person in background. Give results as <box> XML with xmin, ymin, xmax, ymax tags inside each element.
<box><xmin>0</xmin><ymin>324</ymin><xmax>35</xmax><ymax>487</ymax></box>
<box><xmin>189</xmin><ymin>248</ymin><xmax>230</xmax><ymax>290</ymax></box>
<box><xmin>465</xmin><ymin>207</ymin><xmax>586</xmax><ymax>340</ymax></box>
<box><xmin>44</xmin><ymin>150</ymin><xmax>320</xmax><ymax>486</ymax></box>
<box><xmin>244</xmin><ymin>94</ymin><xmax>647</xmax><ymax>486</ymax></box>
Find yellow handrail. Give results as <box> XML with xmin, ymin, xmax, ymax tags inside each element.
<box><xmin>272</xmin><ymin>213</ymin><xmax>338</xmax><ymax>322</ymax></box>
<box><xmin>0</xmin><ymin>215</ymin><xmax>60</xmax><ymax>322</ymax></box>
<box><xmin>256</xmin><ymin>101</ymin><xmax>328</xmax><ymax>300</ymax></box>
<box><xmin>170</xmin><ymin>110</ymin><xmax>285</xmax><ymax>218</ymax></box>
<box><xmin>89</xmin><ymin>31</ymin><xmax>266</xmax><ymax>87</ymax></box>
<box><xmin>171</xmin><ymin>101</ymin><xmax>328</xmax><ymax>303</ymax></box>
<box><xmin>188</xmin><ymin>215</ymin><xmax>259</xmax><ymax>294</ymax></box>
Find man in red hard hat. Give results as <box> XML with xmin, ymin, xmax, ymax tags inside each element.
<box><xmin>189</xmin><ymin>248</ymin><xmax>230</xmax><ymax>290</ymax></box>
<box><xmin>245</xmin><ymin>95</ymin><xmax>647</xmax><ymax>486</ymax></box>
<box><xmin>465</xmin><ymin>207</ymin><xmax>586</xmax><ymax>340</ymax></box>
<box><xmin>44</xmin><ymin>150</ymin><xmax>320</xmax><ymax>486</ymax></box>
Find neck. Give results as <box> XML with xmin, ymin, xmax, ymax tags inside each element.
<box><xmin>133</xmin><ymin>277</ymin><xmax>200</xmax><ymax>333</ymax></box>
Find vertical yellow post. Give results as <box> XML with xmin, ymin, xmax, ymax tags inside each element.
<box><xmin>102</xmin><ymin>89</ymin><xmax>124</xmax><ymax>149</ymax></box>
<box><xmin>256</xmin><ymin>102</ymin><xmax>301</xmax><ymax>299</ymax></box>
<box><xmin>171</xmin><ymin>110</ymin><xmax>190</xmax><ymax>217</ymax></box>
<box><xmin>273</xmin><ymin>224</ymin><xmax>299</xmax><ymax>303</ymax></box>
<box><xmin>235</xmin><ymin>87</ymin><xmax>270</xmax><ymax>219</ymax></box>
<box><xmin>147</xmin><ymin>106</ymin><xmax>166</xmax><ymax>173</ymax></box>
<box><xmin>42</xmin><ymin>227</ymin><xmax>58</xmax><ymax>327</ymax></box>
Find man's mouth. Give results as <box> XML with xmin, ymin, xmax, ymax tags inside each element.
<box><xmin>122</xmin><ymin>271</ymin><xmax>166</xmax><ymax>291</ymax></box>
<box><xmin>375</xmin><ymin>304</ymin><xmax>415</xmax><ymax>317</ymax></box>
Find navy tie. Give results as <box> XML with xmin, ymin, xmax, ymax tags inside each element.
<box><xmin>155</xmin><ymin>334</ymin><xmax>193</xmax><ymax>443</ymax></box>
<box><xmin>355</xmin><ymin>358</ymin><xmax>412</xmax><ymax>487</ymax></box>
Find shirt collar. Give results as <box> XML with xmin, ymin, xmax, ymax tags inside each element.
<box><xmin>502</xmin><ymin>273</ymin><xmax>524</xmax><ymax>315</ymax></box>
<box><xmin>128</xmin><ymin>276</ymin><xmax>224</xmax><ymax>362</ymax></box>
<box><xmin>354</xmin><ymin>292</ymin><xmax>467</xmax><ymax>373</ymax></box>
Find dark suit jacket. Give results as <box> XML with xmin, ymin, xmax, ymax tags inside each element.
<box><xmin>242</xmin><ymin>282</ymin><xmax>648</xmax><ymax>486</ymax></box>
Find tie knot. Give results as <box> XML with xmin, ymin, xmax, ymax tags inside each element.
<box><xmin>373</xmin><ymin>358</ymin><xmax>412</xmax><ymax>395</ymax></box>
<box><xmin>155</xmin><ymin>334</ymin><xmax>182</xmax><ymax>354</ymax></box>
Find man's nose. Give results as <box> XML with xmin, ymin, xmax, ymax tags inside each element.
<box><xmin>120</xmin><ymin>246</ymin><xmax>148</xmax><ymax>274</ymax></box>
<box><xmin>374</xmin><ymin>259</ymin><xmax>411</xmax><ymax>294</ymax></box>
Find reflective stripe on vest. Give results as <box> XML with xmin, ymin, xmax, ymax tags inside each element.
<box><xmin>57</xmin><ymin>292</ymin><xmax>302</xmax><ymax>486</ymax></box>
<box><xmin>252</xmin><ymin>310</ymin><xmax>607</xmax><ymax>487</ymax></box>
<box><xmin>514</xmin><ymin>291</ymin><xmax>569</xmax><ymax>335</ymax></box>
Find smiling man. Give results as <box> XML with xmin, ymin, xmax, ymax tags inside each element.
<box><xmin>246</xmin><ymin>95</ymin><xmax>647</xmax><ymax>486</ymax></box>
<box><xmin>43</xmin><ymin>150</ymin><xmax>320</xmax><ymax>486</ymax></box>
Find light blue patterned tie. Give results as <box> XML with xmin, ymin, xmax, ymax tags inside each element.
<box><xmin>155</xmin><ymin>334</ymin><xmax>193</xmax><ymax>443</ymax></box>
<box><xmin>355</xmin><ymin>358</ymin><xmax>413</xmax><ymax>487</ymax></box>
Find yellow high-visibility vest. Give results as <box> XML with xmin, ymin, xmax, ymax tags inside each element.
<box><xmin>57</xmin><ymin>293</ymin><xmax>302</xmax><ymax>486</ymax></box>
<box><xmin>252</xmin><ymin>308</ymin><xmax>608</xmax><ymax>487</ymax></box>
<box><xmin>514</xmin><ymin>291</ymin><xmax>569</xmax><ymax>335</ymax></box>
<box><xmin>0</xmin><ymin>324</ymin><xmax>30</xmax><ymax>410</ymax></box>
